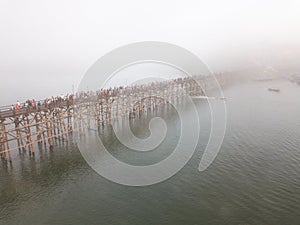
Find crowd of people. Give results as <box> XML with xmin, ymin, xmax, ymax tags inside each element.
<box><xmin>11</xmin><ymin>99</ymin><xmax>38</xmax><ymax>111</ymax></box>
<box><xmin>44</xmin><ymin>94</ymin><xmax>75</xmax><ymax>108</ymax></box>
<box><xmin>7</xmin><ymin>75</ymin><xmax>205</xmax><ymax>113</ymax></box>
<box><xmin>10</xmin><ymin>94</ymin><xmax>75</xmax><ymax>112</ymax></box>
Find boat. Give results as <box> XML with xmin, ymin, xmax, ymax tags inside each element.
<box><xmin>192</xmin><ymin>96</ymin><xmax>215</xmax><ymax>100</ymax></box>
<box><xmin>268</xmin><ymin>88</ymin><xmax>280</xmax><ymax>92</ymax></box>
<box><xmin>255</xmin><ymin>78</ymin><xmax>274</xmax><ymax>82</ymax></box>
<box><xmin>192</xmin><ymin>96</ymin><xmax>226</xmax><ymax>100</ymax></box>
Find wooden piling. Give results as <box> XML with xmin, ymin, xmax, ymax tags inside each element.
<box><xmin>0</xmin><ymin>73</ymin><xmax>235</xmax><ymax>163</ymax></box>
<box><xmin>45</xmin><ymin>114</ymin><xmax>53</xmax><ymax>147</ymax></box>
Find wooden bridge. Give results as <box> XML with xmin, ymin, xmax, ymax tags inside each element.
<box><xmin>0</xmin><ymin>74</ymin><xmax>233</xmax><ymax>163</ymax></box>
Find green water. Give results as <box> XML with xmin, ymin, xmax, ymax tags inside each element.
<box><xmin>1</xmin><ymin>80</ymin><xmax>300</xmax><ymax>225</ymax></box>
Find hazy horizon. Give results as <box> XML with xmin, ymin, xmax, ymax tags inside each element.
<box><xmin>1</xmin><ymin>0</ymin><xmax>300</xmax><ymax>105</ymax></box>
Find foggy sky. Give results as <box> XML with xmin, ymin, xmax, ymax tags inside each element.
<box><xmin>0</xmin><ymin>0</ymin><xmax>300</xmax><ymax>105</ymax></box>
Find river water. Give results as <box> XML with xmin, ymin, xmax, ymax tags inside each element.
<box><xmin>1</xmin><ymin>79</ymin><xmax>300</xmax><ymax>225</ymax></box>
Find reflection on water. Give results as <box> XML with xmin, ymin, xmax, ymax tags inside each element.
<box><xmin>1</xmin><ymin>80</ymin><xmax>300</xmax><ymax>225</ymax></box>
